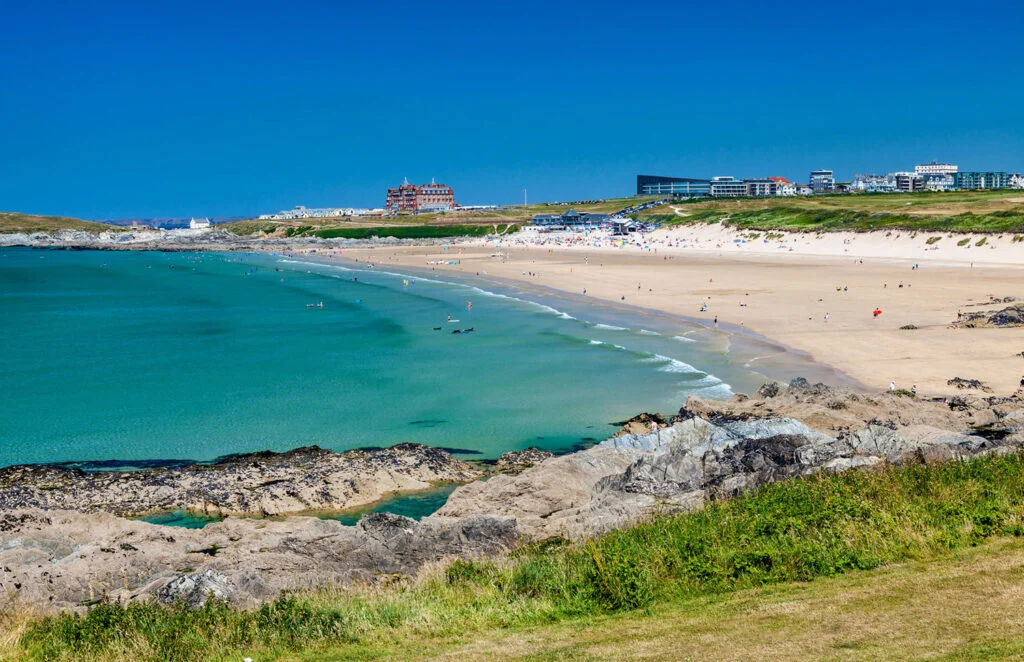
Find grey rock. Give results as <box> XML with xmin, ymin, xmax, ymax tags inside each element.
<box><xmin>0</xmin><ymin>444</ymin><xmax>480</xmax><ymax>517</ymax></box>
<box><xmin>158</xmin><ymin>570</ymin><xmax>235</xmax><ymax>608</ymax></box>
<box><xmin>494</xmin><ymin>448</ymin><xmax>554</xmax><ymax>474</ymax></box>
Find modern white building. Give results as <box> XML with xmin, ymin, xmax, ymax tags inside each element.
<box><xmin>709</xmin><ymin>176</ymin><xmax>747</xmax><ymax>197</ymax></box>
<box><xmin>851</xmin><ymin>174</ymin><xmax>897</xmax><ymax>193</ymax></box>
<box><xmin>189</xmin><ymin>218</ymin><xmax>211</xmax><ymax>229</ymax></box>
<box><xmin>914</xmin><ymin>162</ymin><xmax>958</xmax><ymax>176</ymax></box>
<box><xmin>1010</xmin><ymin>173</ymin><xmax>1024</xmax><ymax>189</ymax></box>
<box><xmin>809</xmin><ymin>169</ymin><xmax>835</xmax><ymax>193</ymax></box>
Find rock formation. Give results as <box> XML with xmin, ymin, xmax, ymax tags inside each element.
<box><xmin>0</xmin><ymin>444</ymin><xmax>480</xmax><ymax>517</ymax></box>
<box><xmin>4</xmin><ymin>379</ymin><xmax>1024</xmax><ymax>613</ymax></box>
<box><xmin>0</xmin><ymin>509</ymin><xmax>516</xmax><ymax>610</ymax></box>
<box><xmin>436</xmin><ymin>379</ymin><xmax>1024</xmax><ymax>539</ymax></box>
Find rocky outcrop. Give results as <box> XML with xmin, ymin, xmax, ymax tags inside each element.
<box><xmin>5</xmin><ymin>379</ymin><xmax>1024</xmax><ymax>613</ymax></box>
<box><xmin>0</xmin><ymin>509</ymin><xmax>516</xmax><ymax>611</ymax></box>
<box><xmin>0</xmin><ymin>444</ymin><xmax>481</xmax><ymax>517</ymax></box>
<box><xmin>959</xmin><ymin>303</ymin><xmax>1024</xmax><ymax>328</ymax></box>
<box><xmin>609</xmin><ymin>413</ymin><xmax>668</xmax><ymax>437</ymax></box>
<box><xmin>494</xmin><ymin>448</ymin><xmax>554</xmax><ymax>474</ymax></box>
<box><xmin>436</xmin><ymin>380</ymin><xmax>1024</xmax><ymax>539</ymax></box>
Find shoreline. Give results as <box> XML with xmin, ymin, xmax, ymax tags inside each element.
<box><xmin>4</xmin><ymin>225</ymin><xmax>1023</xmax><ymax>422</ymax></box>
<box><xmin>336</xmin><ymin>228</ymin><xmax>1024</xmax><ymax>396</ymax></box>
<box><xmin>291</xmin><ymin>249</ymin><xmax>867</xmax><ymax>393</ymax></box>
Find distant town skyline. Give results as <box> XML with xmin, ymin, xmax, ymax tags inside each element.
<box><xmin>1</xmin><ymin>0</ymin><xmax>1023</xmax><ymax>220</ymax></box>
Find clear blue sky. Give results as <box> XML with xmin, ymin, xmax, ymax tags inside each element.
<box><xmin>2</xmin><ymin>1</ymin><xmax>1022</xmax><ymax>219</ymax></box>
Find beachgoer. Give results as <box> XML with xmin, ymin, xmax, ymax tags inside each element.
<box><xmin>890</xmin><ymin>381</ymin><xmax>896</xmax><ymax>391</ymax></box>
<box><xmin>911</xmin><ymin>384</ymin><xmax>917</xmax><ymax>395</ymax></box>
<box><xmin>713</xmin><ymin>316</ymin><xmax>718</xmax><ymax>327</ymax></box>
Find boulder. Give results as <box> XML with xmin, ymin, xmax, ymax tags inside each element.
<box><xmin>158</xmin><ymin>570</ymin><xmax>234</xmax><ymax>608</ymax></box>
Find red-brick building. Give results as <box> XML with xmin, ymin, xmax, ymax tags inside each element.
<box><xmin>386</xmin><ymin>178</ymin><xmax>456</xmax><ymax>213</ymax></box>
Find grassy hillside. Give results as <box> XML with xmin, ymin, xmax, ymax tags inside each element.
<box><xmin>11</xmin><ymin>452</ymin><xmax>1024</xmax><ymax>661</ymax></box>
<box><xmin>636</xmin><ymin>190</ymin><xmax>1024</xmax><ymax>233</ymax></box>
<box><xmin>374</xmin><ymin>538</ymin><xmax>1024</xmax><ymax>660</ymax></box>
<box><xmin>220</xmin><ymin>197</ymin><xmax>652</xmax><ymax>236</ymax></box>
<box><xmin>0</xmin><ymin>212</ymin><xmax>118</xmax><ymax>234</ymax></box>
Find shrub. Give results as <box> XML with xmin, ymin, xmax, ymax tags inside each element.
<box><xmin>958</xmin><ymin>238</ymin><xmax>971</xmax><ymax>247</ymax></box>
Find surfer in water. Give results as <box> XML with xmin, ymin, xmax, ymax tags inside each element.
<box><xmin>467</xmin><ymin>300</ymin><xmax>472</xmax><ymax>311</ymax></box>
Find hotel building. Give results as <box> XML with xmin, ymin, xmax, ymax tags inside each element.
<box><xmin>386</xmin><ymin>179</ymin><xmax>456</xmax><ymax>213</ymax></box>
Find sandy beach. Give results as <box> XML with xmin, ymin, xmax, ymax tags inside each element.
<box><xmin>342</xmin><ymin>226</ymin><xmax>1024</xmax><ymax>397</ymax></box>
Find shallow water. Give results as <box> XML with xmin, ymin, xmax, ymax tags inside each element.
<box><xmin>0</xmin><ymin>247</ymin><xmax>775</xmax><ymax>467</ymax></box>
<box><xmin>135</xmin><ymin>510</ymin><xmax>224</xmax><ymax>529</ymax></box>
<box><xmin>326</xmin><ymin>484</ymin><xmax>460</xmax><ymax>525</ymax></box>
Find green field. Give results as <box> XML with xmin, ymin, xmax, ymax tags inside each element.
<box><xmin>11</xmin><ymin>452</ymin><xmax>1024</xmax><ymax>661</ymax></box>
<box><xmin>218</xmin><ymin>198</ymin><xmax>651</xmax><ymax>236</ymax></box>
<box><xmin>0</xmin><ymin>212</ymin><xmax>117</xmax><ymax>235</ymax></box>
<box><xmin>636</xmin><ymin>190</ymin><xmax>1024</xmax><ymax>233</ymax></box>
<box><xmin>310</xmin><ymin>224</ymin><xmax>519</xmax><ymax>240</ymax></box>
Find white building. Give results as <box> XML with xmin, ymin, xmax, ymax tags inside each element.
<box><xmin>923</xmin><ymin>173</ymin><xmax>955</xmax><ymax>191</ymax></box>
<box><xmin>809</xmin><ymin>169</ymin><xmax>835</xmax><ymax>193</ymax></box>
<box><xmin>189</xmin><ymin>218</ymin><xmax>211</xmax><ymax>229</ymax></box>
<box><xmin>915</xmin><ymin>162</ymin><xmax>958</xmax><ymax>176</ymax></box>
<box><xmin>851</xmin><ymin>173</ymin><xmax>897</xmax><ymax>193</ymax></box>
<box><xmin>1010</xmin><ymin>173</ymin><xmax>1024</xmax><ymax>189</ymax></box>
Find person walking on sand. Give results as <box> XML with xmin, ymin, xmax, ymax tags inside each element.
<box><xmin>714</xmin><ymin>316</ymin><xmax>718</xmax><ymax>328</ymax></box>
<box><xmin>890</xmin><ymin>380</ymin><xmax>896</xmax><ymax>392</ymax></box>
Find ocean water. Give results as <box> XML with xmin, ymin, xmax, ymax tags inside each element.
<box><xmin>0</xmin><ymin>247</ymin><xmax>770</xmax><ymax>468</ymax></box>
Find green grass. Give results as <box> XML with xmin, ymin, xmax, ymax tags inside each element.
<box><xmin>221</xmin><ymin>220</ymin><xmax>278</xmax><ymax>236</ymax></box>
<box><xmin>310</xmin><ymin>224</ymin><xmax>519</xmax><ymax>240</ymax></box>
<box><xmin>637</xmin><ymin>190</ymin><xmax>1024</xmax><ymax>233</ymax></box>
<box><xmin>0</xmin><ymin>212</ymin><xmax>118</xmax><ymax>235</ymax></box>
<box><xmin>14</xmin><ymin>452</ymin><xmax>1024</xmax><ymax>661</ymax></box>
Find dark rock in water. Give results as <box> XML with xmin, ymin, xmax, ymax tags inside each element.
<box><xmin>158</xmin><ymin>569</ymin><xmax>235</xmax><ymax>608</ymax></box>
<box><xmin>495</xmin><ymin>448</ymin><xmax>553</xmax><ymax>474</ymax></box>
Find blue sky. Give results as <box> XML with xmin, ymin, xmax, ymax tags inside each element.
<box><xmin>1</xmin><ymin>0</ymin><xmax>1022</xmax><ymax>219</ymax></box>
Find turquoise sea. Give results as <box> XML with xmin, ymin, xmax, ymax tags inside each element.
<box><xmin>0</xmin><ymin>247</ymin><xmax>803</xmax><ymax>469</ymax></box>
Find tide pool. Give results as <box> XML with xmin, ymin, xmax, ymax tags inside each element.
<box><xmin>0</xmin><ymin>247</ymin><xmax>765</xmax><ymax>468</ymax></box>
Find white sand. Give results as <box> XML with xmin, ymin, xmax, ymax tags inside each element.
<box><xmin>344</xmin><ymin>225</ymin><xmax>1024</xmax><ymax>397</ymax></box>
